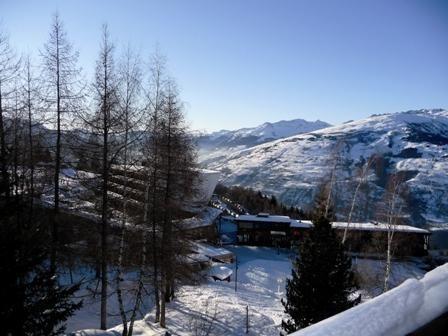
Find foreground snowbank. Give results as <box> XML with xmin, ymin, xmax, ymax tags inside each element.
<box><xmin>291</xmin><ymin>262</ymin><xmax>448</xmax><ymax>336</ymax></box>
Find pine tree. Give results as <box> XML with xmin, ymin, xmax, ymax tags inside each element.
<box><xmin>281</xmin><ymin>214</ymin><xmax>359</xmax><ymax>334</ymax></box>
<box><xmin>0</xmin><ymin>198</ymin><xmax>82</xmax><ymax>336</ymax></box>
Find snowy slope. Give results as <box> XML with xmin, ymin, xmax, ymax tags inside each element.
<box><xmin>204</xmin><ymin>109</ymin><xmax>448</xmax><ymax>226</ymax></box>
<box><xmin>197</xmin><ymin>118</ymin><xmax>331</xmax><ymax>164</ymax></box>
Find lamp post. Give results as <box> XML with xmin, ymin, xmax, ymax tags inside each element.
<box><xmin>234</xmin><ymin>255</ymin><xmax>238</xmax><ymax>292</ymax></box>
<box><xmin>277</xmin><ymin>278</ymin><xmax>283</xmax><ymax>295</ymax></box>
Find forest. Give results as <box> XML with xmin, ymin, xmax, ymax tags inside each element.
<box><xmin>0</xmin><ymin>14</ymin><xmax>200</xmax><ymax>335</ymax></box>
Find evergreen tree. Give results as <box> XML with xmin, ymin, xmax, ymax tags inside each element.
<box><xmin>281</xmin><ymin>214</ymin><xmax>359</xmax><ymax>334</ymax></box>
<box><xmin>0</xmin><ymin>198</ymin><xmax>82</xmax><ymax>336</ymax></box>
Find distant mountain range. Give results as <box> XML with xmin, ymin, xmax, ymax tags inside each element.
<box><xmin>196</xmin><ymin>118</ymin><xmax>331</xmax><ymax>164</ymax></box>
<box><xmin>198</xmin><ymin>109</ymin><xmax>448</xmax><ymax>227</ymax></box>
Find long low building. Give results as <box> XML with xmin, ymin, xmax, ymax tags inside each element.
<box><xmin>219</xmin><ymin>213</ymin><xmax>431</xmax><ymax>256</ymax></box>
<box><xmin>229</xmin><ymin>213</ymin><xmax>310</xmax><ymax>247</ymax></box>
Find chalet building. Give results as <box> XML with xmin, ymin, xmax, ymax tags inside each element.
<box><xmin>330</xmin><ymin>221</ymin><xmax>430</xmax><ymax>257</ymax></box>
<box><xmin>219</xmin><ymin>214</ymin><xmax>431</xmax><ymax>257</ymax></box>
<box><xmin>301</xmin><ymin>220</ymin><xmax>430</xmax><ymax>257</ymax></box>
<box><xmin>231</xmin><ymin>213</ymin><xmax>311</xmax><ymax>247</ymax></box>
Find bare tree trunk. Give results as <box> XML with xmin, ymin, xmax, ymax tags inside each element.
<box><xmin>100</xmin><ymin>115</ymin><xmax>109</xmax><ymax>330</ymax></box>
<box><xmin>12</xmin><ymin>90</ymin><xmax>19</xmax><ymax>196</ymax></box>
<box><xmin>382</xmin><ymin>176</ymin><xmax>403</xmax><ymax>292</ymax></box>
<box><xmin>50</xmin><ymin>19</ymin><xmax>62</xmax><ymax>275</ymax></box>
<box><xmin>0</xmin><ymin>81</ymin><xmax>9</xmax><ymax>199</ymax></box>
<box><xmin>116</xmin><ymin>102</ymin><xmax>130</xmax><ymax>336</ymax></box>
<box><xmin>128</xmin><ymin>231</ymin><xmax>147</xmax><ymax>336</ymax></box>
<box><xmin>0</xmin><ymin>32</ymin><xmax>20</xmax><ymax>199</ymax></box>
<box><xmin>145</xmin><ymin>55</ymin><xmax>165</xmax><ymax>323</ymax></box>
<box><xmin>159</xmin><ymin>271</ymin><xmax>167</xmax><ymax>328</ymax></box>
<box><xmin>383</xmin><ymin>228</ymin><xmax>394</xmax><ymax>292</ymax></box>
<box><xmin>342</xmin><ymin>159</ymin><xmax>373</xmax><ymax>244</ymax></box>
<box><xmin>42</xmin><ymin>14</ymin><xmax>84</xmax><ymax>274</ymax></box>
<box><xmin>160</xmin><ymin>98</ymin><xmax>173</xmax><ymax>328</ymax></box>
<box><xmin>99</xmin><ymin>62</ymin><xmax>110</xmax><ymax>330</ymax></box>
<box><xmin>116</xmin><ymin>227</ymin><xmax>128</xmax><ymax>336</ymax></box>
<box><xmin>25</xmin><ymin>58</ymin><xmax>35</xmax><ymax>209</ymax></box>
<box><xmin>98</xmin><ymin>25</ymin><xmax>114</xmax><ymax>331</ymax></box>
<box><xmin>325</xmin><ymin>167</ymin><xmax>336</xmax><ymax>218</ymax></box>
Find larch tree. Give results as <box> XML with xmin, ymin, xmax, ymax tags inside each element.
<box><xmin>142</xmin><ymin>52</ymin><xmax>167</xmax><ymax>324</ymax></box>
<box><xmin>41</xmin><ymin>13</ymin><xmax>84</xmax><ymax>273</ymax></box>
<box><xmin>158</xmin><ymin>82</ymin><xmax>198</xmax><ymax>328</ymax></box>
<box><xmin>91</xmin><ymin>24</ymin><xmax>119</xmax><ymax>330</ymax></box>
<box><xmin>114</xmin><ymin>45</ymin><xmax>145</xmax><ymax>336</ymax></box>
<box><xmin>0</xmin><ymin>29</ymin><xmax>20</xmax><ymax>199</ymax></box>
<box><xmin>22</xmin><ymin>55</ymin><xmax>41</xmax><ymax>210</ymax></box>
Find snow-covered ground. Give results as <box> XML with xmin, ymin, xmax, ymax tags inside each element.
<box><xmin>198</xmin><ymin>118</ymin><xmax>331</xmax><ymax>165</ymax></box>
<box><xmin>69</xmin><ymin>246</ymin><xmax>428</xmax><ymax>336</ymax></box>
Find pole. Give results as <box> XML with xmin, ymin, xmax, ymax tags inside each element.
<box><xmin>246</xmin><ymin>305</ymin><xmax>249</xmax><ymax>334</ymax></box>
<box><xmin>234</xmin><ymin>255</ymin><xmax>238</xmax><ymax>292</ymax></box>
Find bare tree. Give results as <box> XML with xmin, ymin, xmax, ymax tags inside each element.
<box><xmin>0</xmin><ymin>29</ymin><xmax>20</xmax><ymax>199</ymax></box>
<box><xmin>323</xmin><ymin>140</ymin><xmax>345</xmax><ymax>217</ymax></box>
<box><xmin>380</xmin><ymin>174</ymin><xmax>405</xmax><ymax>292</ymax></box>
<box><xmin>10</xmin><ymin>81</ymin><xmax>24</xmax><ymax>196</ymax></box>
<box><xmin>78</xmin><ymin>24</ymin><xmax>122</xmax><ymax>330</ymax></box>
<box><xmin>41</xmin><ymin>13</ymin><xmax>84</xmax><ymax>272</ymax></box>
<box><xmin>142</xmin><ymin>51</ymin><xmax>167</xmax><ymax>324</ymax></box>
<box><xmin>114</xmin><ymin>45</ymin><xmax>144</xmax><ymax>336</ymax></box>
<box><xmin>342</xmin><ymin>157</ymin><xmax>375</xmax><ymax>244</ymax></box>
<box><xmin>22</xmin><ymin>55</ymin><xmax>41</xmax><ymax>209</ymax></box>
<box><xmin>97</xmin><ymin>25</ymin><xmax>117</xmax><ymax>330</ymax></box>
<box><xmin>158</xmin><ymin>82</ymin><xmax>198</xmax><ymax>327</ymax></box>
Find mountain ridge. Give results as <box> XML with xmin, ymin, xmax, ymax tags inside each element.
<box><xmin>201</xmin><ymin>109</ymin><xmax>448</xmax><ymax>227</ymax></box>
<box><xmin>197</xmin><ymin>117</ymin><xmax>331</xmax><ymax>164</ymax></box>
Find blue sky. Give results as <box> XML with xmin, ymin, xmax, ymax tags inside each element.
<box><xmin>1</xmin><ymin>0</ymin><xmax>447</xmax><ymax>131</ymax></box>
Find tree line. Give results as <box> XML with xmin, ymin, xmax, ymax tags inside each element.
<box><xmin>214</xmin><ymin>184</ymin><xmax>307</xmax><ymax>219</ymax></box>
<box><xmin>0</xmin><ymin>14</ymin><xmax>198</xmax><ymax>335</ymax></box>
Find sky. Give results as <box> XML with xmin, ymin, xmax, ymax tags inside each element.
<box><xmin>1</xmin><ymin>0</ymin><xmax>447</xmax><ymax>132</ymax></box>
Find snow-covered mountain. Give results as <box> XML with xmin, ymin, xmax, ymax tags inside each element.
<box><xmin>203</xmin><ymin>109</ymin><xmax>448</xmax><ymax>227</ymax></box>
<box><xmin>196</xmin><ymin>118</ymin><xmax>331</xmax><ymax>164</ymax></box>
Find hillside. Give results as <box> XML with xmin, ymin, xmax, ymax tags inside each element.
<box><xmin>202</xmin><ymin>109</ymin><xmax>448</xmax><ymax>227</ymax></box>
<box><xmin>197</xmin><ymin>118</ymin><xmax>331</xmax><ymax>164</ymax></box>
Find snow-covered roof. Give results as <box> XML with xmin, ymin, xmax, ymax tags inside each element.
<box><xmin>182</xmin><ymin>206</ymin><xmax>222</xmax><ymax>229</ymax></box>
<box><xmin>192</xmin><ymin>242</ymin><xmax>234</xmax><ymax>259</ymax></box>
<box><xmin>228</xmin><ymin>215</ymin><xmax>430</xmax><ymax>234</ymax></box>
<box><xmin>291</xmin><ymin>220</ymin><xmax>429</xmax><ymax>234</ymax></box>
<box><xmin>235</xmin><ymin>214</ymin><xmax>293</xmax><ymax>224</ymax></box>
<box><xmin>290</xmin><ymin>262</ymin><xmax>448</xmax><ymax>336</ymax></box>
<box><xmin>185</xmin><ymin>253</ymin><xmax>210</xmax><ymax>264</ymax></box>
<box><xmin>209</xmin><ymin>265</ymin><xmax>233</xmax><ymax>280</ymax></box>
<box><xmin>331</xmin><ymin>221</ymin><xmax>430</xmax><ymax>234</ymax></box>
<box><xmin>290</xmin><ymin>220</ymin><xmax>313</xmax><ymax>228</ymax></box>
